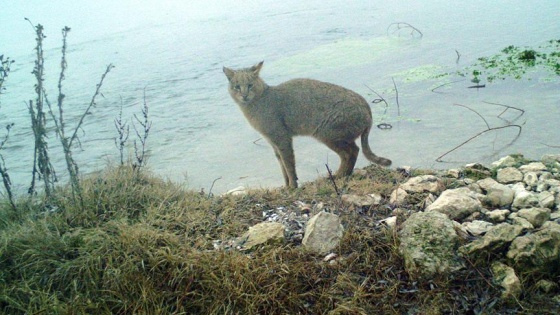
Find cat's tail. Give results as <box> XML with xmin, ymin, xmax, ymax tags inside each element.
<box><xmin>360</xmin><ymin>125</ymin><xmax>392</xmax><ymax>167</ymax></box>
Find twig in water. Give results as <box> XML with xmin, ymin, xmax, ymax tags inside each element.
<box><xmin>387</xmin><ymin>22</ymin><xmax>423</xmax><ymax>38</ymax></box>
<box><xmin>431</xmin><ymin>79</ymin><xmax>466</xmax><ymax>93</ymax></box>
<box><xmin>455</xmin><ymin>50</ymin><xmax>461</xmax><ymax>64</ymax></box>
<box><xmin>364</xmin><ymin>83</ymin><xmax>391</xmax><ymax>119</ymax></box>
<box><xmin>482</xmin><ymin>101</ymin><xmax>525</xmax><ymax>121</ymax></box>
<box><xmin>325</xmin><ymin>164</ymin><xmax>340</xmax><ymax>196</ymax></box>
<box><xmin>391</xmin><ymin>77</ymin><xmax>400</xmax><ymax>116</ymax></box>
<box><xmin>453</xmin><ymin>104</ymin><xmax>490</xmax><ymax>129</ymax></box>
<box><xmin>436</xmin><ymin>104</ymin><xmax>523</xmax><ymax>162</ymax></box>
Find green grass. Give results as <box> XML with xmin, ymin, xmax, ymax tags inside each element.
<box><xmin>0</xmin><ymin>165</ymin><xmax>558</xmax><ymax>314</ymax></box>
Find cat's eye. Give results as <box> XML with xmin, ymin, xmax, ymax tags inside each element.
<box><xmin>248</xmin><ymin>84</ymin><xmax>253</xmax><ymax>90</ymax></box>
<box><xmin>234</xmin><ymin>85</ymin><xmax>241</xmax><ymax>91</ymax></box>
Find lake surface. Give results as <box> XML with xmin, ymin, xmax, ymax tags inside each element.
<box><xmin>1</xmin><ymin>0</ymin><xmax>559</xmax><ymax>194</ymax></box>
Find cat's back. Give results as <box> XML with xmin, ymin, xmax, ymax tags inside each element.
<box><xmin>269</xmin><ymin>78</ymin><xmax>367</xmax><ymax>108</ymax></box>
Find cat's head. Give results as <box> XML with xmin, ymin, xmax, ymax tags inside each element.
<box><xmin>223</xmin><ymin>61</ymin><xmax>265</xmax><ymax>105</ymax></box>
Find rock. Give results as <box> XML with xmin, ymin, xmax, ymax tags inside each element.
<box><xmin>400</xmin><ymin>175</ymin><xmax>444</xmax><ymax>194</ymax></box>
<box><xmin>460</xmin><ymin>223</ymin><xmax>524</xmax><ymax>255</ymax></box>
<box><xmin>239</xmin><ymin>222</ymin><xmax>285</xmax><ymax>250</ymax></box>
<box><xmin>538</xmin><ymin>191</ymin><xmax>555</xmax><ymax>209</ymax></box>
<box><xmin>510</xmin><ymin>216</ymin><xmax>534</xmax><ymax>230</ymax></box>
<box><xmin>507</xmin><ymin>221</ymin><xmax>560</xmax><ymax>273</ymax></box>
<box><xmin>536</xmin><ymin>178</ymin><xmax>560</xmax><ymax>193</ymax></box>
<box><xmin>389</xmin><ymin>187</ymin><xmax>408</xmax><ymax>205</ymax></box>
<box><xmin>486</xmin><ymin>209</ymin><xmax>510</xmax><ymax>223</ymax></box>
<box><xmin>225</xmin><ymin>186</ymin><xmax>248</xmax><ymax>196</ymax></box>
<box><xmin>491</xmin><ymin>155</ymin><xmax>521</xmax><ymax>168</ymax></box>
<box><xmin>302</xmin><ymin>211</ymin><xmax>344</xmax><ymax>255</ymax></box>
<box><xmin>512</xmin><ymin>188</ymin><xmax>540</xmax><ymax>210</ymax></box>
<box><xmin>463</xmin><ymin>220</ymin><xmax>494</xmax><ymax>236</ymax></box>
<box><xmin>523</xmin><ymin>172</ymin><xmax>539</xmax><ymax>188</ymax></box>
<box><xmin>447</xmin><ymin>169</ymin><xmax>461</xmax><ymax>178</ymax></box>
<box><xmin>519</xmin><ymin>162</ymin><xmax>547</xmax><ymax>173</ymax></box>
<box><xmin>399</xmin><ymin>211</ymin><xmax>463</xmax><ymax>280</ymax></box>
<box><xmin>491</xmin><ymin>262</ymin><xmax>522</xmax><ymax>302</ymax></box>
<box><xmin>341</xmin><ymin>193</ymin><xmax>381</xmax><ymax>208</ymax></box>
<box><xmin>541</xmin><ymin>154</ymin><xmax>560</xmax><ymax>163</ymax></box>
<box><xmin>425</xmin><ymin>187</ymin><xmax>482</xmax><ymax>221</ymax></box>
<box><xmin>476</xmin><ymin>178</ymin><xmax>514</xmax><ymax>208</ymax></box>
<box><xmin>517</xmin><ymin>208</ymin><xmax>551</xmax><ymax>228</ymax></box>
<box><xmin>379</xmin><ymin>216</ymin><xmax>397</xmax><ymax>229</ymax></box>
<box><xmin>496</xmin><ymin>167</ymin><xmax>523</xmax><ymax>184</ymax></box>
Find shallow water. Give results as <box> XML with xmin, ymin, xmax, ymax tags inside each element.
<box><xmin>1</xmin><ymin>0</ymin><xmax>559</xmax><ymax>194</ymax></box>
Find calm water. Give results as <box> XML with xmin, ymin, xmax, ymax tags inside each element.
<box><xmin>1</xmin><ymin>0</ymin><xmax>559</xmax><ymax>194</ymax></box>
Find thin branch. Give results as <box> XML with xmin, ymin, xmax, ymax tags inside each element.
<box><xmin>364</xmin><ymin>84</ymin><xmax>389</xmax><ymax>113</ymax></box>
<box><xmin>387</xmin><ymin>22</ymin><xmax>423</xmax><ymax>38</ymax></box>
<box><xmin>431</xmin><ymin>79</ymin><xmax>465</xmax><ymax>93</ymax></box>
<box><xmin>69</xmin><ymin>63</ymin><xmax>114</xmax><ymax>148</ymax></box>
<box><xmin>325</xmin><ymin>164</ymin><xmax>340</xmax><ymax>196</ymax></box>
<box><xmin>482</xmin><ymin>101</ymin><xmax>525</xmax><ymax>120</ymax></box>
<box><xmin>391</xmin><ymin>77</ymin><xmax>400</xmax><ymax>116</ymax></box>
<box><xmin>207</xmin><ymin>176</ymin><xmax>222</xmax><ymax>198</ymax></box>
<box><xmin>453</xmin><ymin>103</ymin><xmax>490</xmax><ymax>129</ymax></box>
<box><xmin>436</xmin><ymin>125</ymin><xmax>522</xmax><ymax>162</ymax></box>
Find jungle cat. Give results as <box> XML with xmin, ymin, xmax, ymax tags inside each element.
<box><xmin>223</xmin><ymin>61</ymin><xmax>391</xmax><ymax>188</ymax></box>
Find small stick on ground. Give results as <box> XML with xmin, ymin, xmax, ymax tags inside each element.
<box><xmin>325</xmin><ymin>164</ymin><xmax>340</xmax><ymax>196</ymax></box>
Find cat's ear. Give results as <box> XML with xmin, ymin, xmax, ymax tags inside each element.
<box><xmin>251</xmin><ymin>61</ymin><xmax>264</xmax><ymax>76</ymax></box>
<box><xmin>223</xmin><ymin>66</ymin><xmax>235</xmax><ymax>81</ymax></box>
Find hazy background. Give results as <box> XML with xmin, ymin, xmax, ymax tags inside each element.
<box><xmin>1</xmin><ymin>0</ymin><xmax>559</xmax><ymax>193</ymax></box>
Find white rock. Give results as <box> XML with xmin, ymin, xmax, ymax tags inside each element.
<box><xmin>463</xmin><ymin>220</ymin><xmax>494</xmax><ymax>236</ymax></box>
<box><xmin>425</xmin><ymin>187</ymin><xmax>482</xmax><ymax>220</ymax></box>
<box><xmin>302</xmin><ymin>211</ymin><xmax>344</xmax><ymax>255</ymax></box>
<box><xmin>390</xmin><ymin>187</ymin><xmax>408</xmax><ymax>205</ymax></box>
<box><xmin>225</xmin><ymin>186</ymin><xmax>248</xmax><ymax>196</ymax></box>
<box><xmin>497</xmin><ymin>167</ymin><xmax>523</xmax><ymax>184</ymax></box>
<box><xmin>477</xmin><ymin>178</ymin><xmax>514</xmax><ymax>207</ymax></box>
<box><xmin>486</xmin><ymin>209</ymin><xmax>511</xmax><ymax>222</ymax></box>
<box><xmin>511</xmin><ymin>216</ymin><xmax>534</xmax><ymax>230</ymax></box>
<box><xmin>539</xmin><ymin>191</ymin><xmax>556</xmax><ymax>209</ymax></box>
<box><xmin>491</xmin><ymin>155</ymin><xmax>518</xmax><ymax>168</ymax></box>
<box><xmin>400</xmin><ymin>175</ymin><xmax>444</xmax><ymax>193</ymax></box>
<box><xmin>517</xmin><ymin>208</ymin><xmax>551</xmax><ymax>228</ymax></box>
<box><xmin>512</xmin><ymin>189</ymin><xmax>540</xmax><ymax>210</ymax></box>
<box><xmin>519</xmin><ymin>162</ymin><xmax>547</xmax><ymax>173</ymax></box>
<box><xmin>379</xmin><ymin>216</ymin><xmax>397</xmax><ymax>229</ymax></box>
<box><xmin>523</xmin><ymin>172</ymin><xmax>539</xmax><ymax>188</ymax></box>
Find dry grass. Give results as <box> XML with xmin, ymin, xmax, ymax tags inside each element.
<box><xmin>0</xmin><ymin>165</ymin><xmax>559</xmax><ymax>314</ymax></box>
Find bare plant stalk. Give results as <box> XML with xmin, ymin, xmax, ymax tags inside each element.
<box><xmin>325</xmin><ymin>164</ymin><xmax>340</xmax><ymax>196</ymax></box>
<box><xmin>114</xmin><ymin>97</ymin><xmax>129</xmax><ymax>166</ymax></box>
<box><xmin>27</xmin><ymin>20</ymin><xmax>56</xmax><ymax>197</ymax></box>
<box><xmin>133</xmin><ymin>87</ymin><xmax>152</xmax><ymax>172</ymax></box>
<box><xmin>0</xmin><ymin>124</ymin><xmax>16</xmax><ymax>210</ymax></box>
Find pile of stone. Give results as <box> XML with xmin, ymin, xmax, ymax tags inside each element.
<box><xmin>219</xmin><ymin>154</ymin><xmax>560</xmax><ymax>302</ymax></box>
<box><xmin>395</xmin><ymin>154</ymin><xmax>560</xmax><ymax>302</ymax></box>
